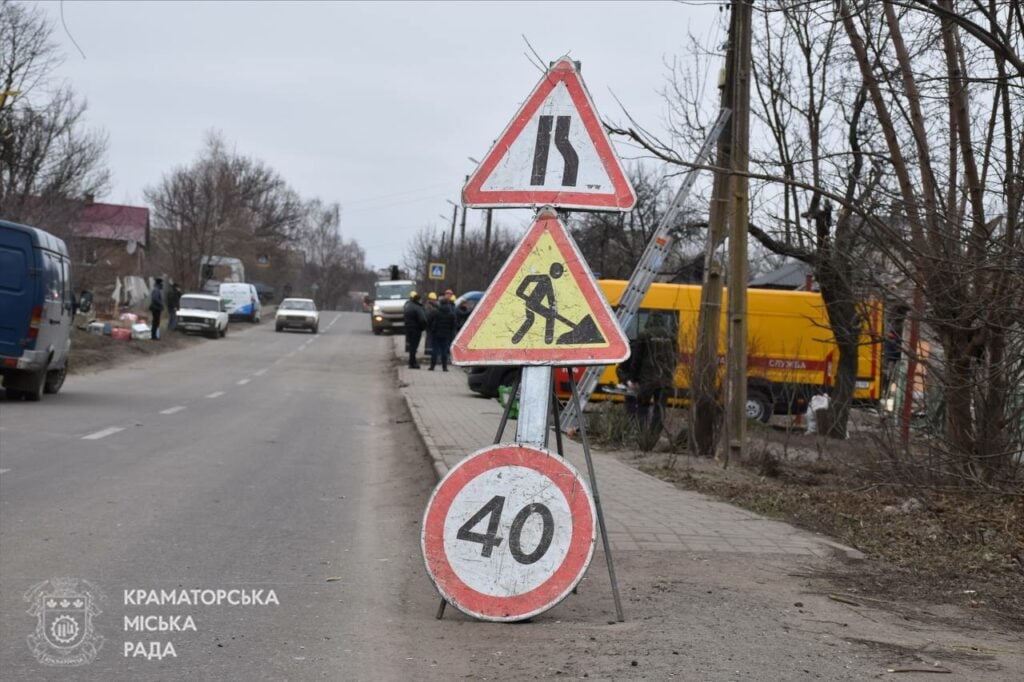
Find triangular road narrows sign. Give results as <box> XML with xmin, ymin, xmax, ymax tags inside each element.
<box><xmin>452</xmin><ymin>209</ymin><xmax>630</xmax><ymax>366</ymax></box>
<box><xmin>462</xmin><ymin>58</ymin><xmax>636</xmax><ymax>212</ymax></box>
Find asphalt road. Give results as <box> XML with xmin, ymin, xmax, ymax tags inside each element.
<box><xmin>0</xmin><ymin>312</ymin><xmax>449</xmax><ymax>680</ymax></box>
<box><xmin>6</xmin><ymin>314</ymin><xmax>1020</xmax><ymax>681</ymax></box>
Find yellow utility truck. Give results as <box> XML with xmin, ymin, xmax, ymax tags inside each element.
<box><xmin>555</xmin><ymin>280</ymin><xmax>883</xmax><ymax>421</ymax></box>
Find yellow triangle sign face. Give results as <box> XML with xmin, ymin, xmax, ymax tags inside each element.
<box><xmin>452</xmin><ymin>210</ymin><xmax>630</xmax><ymax>366</ymax></box>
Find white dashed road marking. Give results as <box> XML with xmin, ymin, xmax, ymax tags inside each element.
<box><xmin>253</xmin><ymin>369</ymin><xmax>267</xmax><ymax>376</ymax></box>
<box><xmin>160</xmin><ymin>406</ymin><xmax>186</xmax><ymax>415</ymax></box>
<box><xmin>0</xmin><ymin>469</ymin><xmax>10</xmax><ymax>475</ymax></box>
<box><xmin>82</xmin><ymin>427</ymin><xmax>124</xmax><ymax>440</ymax></box>
<box><xmin>237</xmin><ymin>379</ymin><xmax>250</xmax><ymax>386</ymax></box>
<box><xmin>206</xmin><ymin>391</ymin><xmax>225</xmax><ymax>399</ymax></box>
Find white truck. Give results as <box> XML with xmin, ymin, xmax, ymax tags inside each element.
<box><xmin>199</xmin><ymin>256</ymin><xmax>245</xmax><ymax>294</ymax></box>
<box><xmin>370</xmin><ymin>279</ymin><xmax>417</xmax><ymax>335</ymax></box>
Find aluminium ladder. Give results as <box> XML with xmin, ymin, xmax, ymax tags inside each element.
<box><xmin>560</xmin><ymin>109</ymin><xmax>732</xmax><ymax>432</ymax></box>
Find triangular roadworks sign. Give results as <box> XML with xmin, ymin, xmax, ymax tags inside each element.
<box><xmin>462</xmin><ymin>58</ymin><xmax>636</xmax><ymax>212</ymax></box>
<box><xmin>452</xmin><ymin>209</ymin><xmax>630</xmax><ymax>366</ymax></box>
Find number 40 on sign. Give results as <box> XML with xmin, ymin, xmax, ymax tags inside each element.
<box><xmin>421</xmin><ymin>444</ymin><xmax>596</xmax><ymax>622</ymax></box>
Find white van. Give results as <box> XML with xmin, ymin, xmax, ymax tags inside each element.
<box><xmin>218</xmin><ymin>282</ymin><xmax>262</xmax><ymax>323</ymax></box>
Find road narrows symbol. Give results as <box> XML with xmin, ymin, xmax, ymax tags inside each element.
<box><xmin>530</xmin><ymin>116</ymin><xmax>553</xmax><ymax>186</ymax></box>
<box><xmin>462</xmin><ymin>58</ymin><xmax>636</xmax><ymax>210</ymax></box>
<box><xmin>530</xmin><ymin>116</ymin><xmax>579</xmax><ymax>187</ymax></box>
<box><xmin>553</xmin><ymin>116</ymin><xmax>579</xmax><ymax>186</ymax></box>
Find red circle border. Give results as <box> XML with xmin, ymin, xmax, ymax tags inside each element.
<box><xmin>422</xmin><ymin>444</ymin><xmax>596</xmax><ymax>621</ymax></box>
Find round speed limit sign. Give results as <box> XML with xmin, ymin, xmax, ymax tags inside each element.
<box><xmin>422</xmin><ymin>444</ymin><xmax>596</xmax><ymax>622</ymax></box>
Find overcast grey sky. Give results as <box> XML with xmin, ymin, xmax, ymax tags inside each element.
<box><xmin>40</xmin><ymin>1</ymin><xmax>723</xmax><ymax>269</ymax></box>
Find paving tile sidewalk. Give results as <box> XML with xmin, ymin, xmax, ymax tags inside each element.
<box><xmin>394</xmin><ymin>337</ymin><xmax>860</xmax><ymax>558</ymax></box>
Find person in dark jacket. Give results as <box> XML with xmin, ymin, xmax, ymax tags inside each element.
<box><xmin>428</xmin><ymin>298</ymin><xmax>456</xmax><ymax>371</ymax></box>
<box><xmin>149</xmin><ymin>278</ymin><xmax>165</xmax><ymax>340</ymax></box>
<box><xmin>403</xmin><ymin>292</ymin><xmax>427</xmax><ymax>369</ymax></box>
<box><xmin>166</xmin><ymin>282</ymin><xmax>182</xmax><ymax>331</ymax></box>
<box><xmin>619</xmin><ymin>318</ymin><xmax>678</xmax><ymax>440</ymax></box>
<box><xmin>424</xmin><ymin>291</ymin><xmax>439</xmax><ymax>356</ymax></box>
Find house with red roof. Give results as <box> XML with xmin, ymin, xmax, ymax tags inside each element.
<box><xmin>67</xmin><ymin>197</ymin><xmax>150</xmax><ymax>291</ymax></box>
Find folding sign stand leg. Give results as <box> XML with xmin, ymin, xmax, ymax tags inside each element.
<box><xmin>550</xmin><ymin>368</ymin><xmax>565</xmax><ymax>457</ymax></box>
<box><xmin>568</xmin><ymin>371</ymin><xmax>625</xmax><ymax>623</ymax></box>
<box><xmin>436</xmin><ymin>371</ymin><xmax>524</xmax><ymax>621</ymax></box>
<box><xmin>550</xmin><ymin>369</ymin><xmax>579</xmax><ymax>595</ymax></box>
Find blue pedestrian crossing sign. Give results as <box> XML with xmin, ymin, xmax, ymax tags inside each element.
<box><xmin>429</xmin><ymin>262</ymin><xmax>446</xmax><ymax>280</ymax></box>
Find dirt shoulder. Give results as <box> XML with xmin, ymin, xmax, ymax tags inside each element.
<box><xmin>587</xmin><ymin>406</ymin><xmax>1023</xmax><ymax>635</ymax></box>
<box><xmin>69</xmin><ymin>324</ymin><xmax>205</xmax><ymax>374</ymax></box>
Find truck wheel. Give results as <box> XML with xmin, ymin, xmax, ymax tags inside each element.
<box><xmin>276</xmin><ymin>325</ymin><xmax>283</xmax><ymax>332</ymax></box>
<box><xmin>44</xmin><ymin>362</ymin><xmax>67</xmax><ymax>394</ymax></box>
<box><xmin>745</xmin><ymin>389</ymin><xmax>773</xmax><ymax>423</ymax></box>
<box><xmin>372</xmin><ymin>328</ymin><xmax>382</xmax><ymax>336</ymax></box>
<box><xmin>220</xmin><ymin>326</ymin><xmax>227</xmax><ymax>338</ymax></box>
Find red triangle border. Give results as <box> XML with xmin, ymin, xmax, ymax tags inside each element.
<box><xmin>452</xmin><ymin>211</ymin><xmax>630</xmax><ymax>366</ymax></box>
<box><xmin>462</xmin><ymin>59</ymin><xmax>636</xmax><ymax>212</ymax></box>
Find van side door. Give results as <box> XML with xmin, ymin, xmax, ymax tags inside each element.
<box><xmin>39</xmin><ymin>251</ymin><xmax>71</xmax><ymax>365</ymax></box>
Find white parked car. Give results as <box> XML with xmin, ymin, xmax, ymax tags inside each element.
<box><xmin>275</xmin><ymin>298</ymin><xmax>319</xmax><ymax>333</ymax></box>
<box><xmin>176</xmin><ymin>294</ymin><xmax>229</xmax><ymax>338</ymax></box>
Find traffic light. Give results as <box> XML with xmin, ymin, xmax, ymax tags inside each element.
<box><xmin>390</xmin><ymin>265</ymin><xmax>400</xmax><ymax>280</ymax></box>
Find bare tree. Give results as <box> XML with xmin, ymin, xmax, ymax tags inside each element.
<box><xmin>404</xmin><ymin>222</ymin><xmax>518</xmax><ymax>294</ymax></box>
<box><xmin>837</xmin><ymin>0</ymin><xmax>1023</xmax><ymax>483</ymax></box>
<box><xmin>570</xmin><ymin>165</ymin><xmax>704</xmax><ymax>281</ymax></box>
<box><xmin>302</xmin><ymin>199</ymin><xmax>371</xmax><ymax>310</ymax></box>
<box><xmin>0</xmin><ymin>0</ymin><xmax>108</xmax><ymax>234</ymax></box>
<box><xmin>739</xmin><ymin>2</ymin><xmax>886</xmax><ymax>439</ymax></box>
<box><xmin>611</xmin><ymin>3</ymin><xmax>885</xmax><ymax>440</ymax></box>
<box><xmin>147</xmin><ymin>133</ymin><xmax>304</xmax><ymax>289</ymax></box>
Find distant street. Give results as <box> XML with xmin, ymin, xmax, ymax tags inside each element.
<box><xmin>0</xmin><ymin>313</ymin><xmax>452</xmax><ymax>680</ymax></box>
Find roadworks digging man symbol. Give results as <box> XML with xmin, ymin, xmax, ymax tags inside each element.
<box><xmin>25</xmin><ymin>578</ymin><xmax>104</xmax><ymax>665</ymax></box>
<box><xmin>511</xmin><ymin>262</ymin><xmax>604</xmax><ymax>346</ymax></box>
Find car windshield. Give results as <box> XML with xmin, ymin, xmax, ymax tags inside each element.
<box><xmin>180</xmin><ymin>296</ymin><xmax>219</xmax><ymax>312</ymax></box>
<box><xmin>280</xmin><ymin>300</ymin><xmax>316</xmax><ymax>311</ymax></box>
<box><xmin>375</xmin><ymin>282</ymin><xmax>414</xmax><ymax>300</ymax></box>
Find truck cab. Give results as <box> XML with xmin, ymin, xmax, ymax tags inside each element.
<box><xmin>370</xmin><ymin>280</ymin><xmax>417</xmax><ymax>335</ymax></box>
<box><xmin>0</xmin><ymin>220</ymin><xmax>74</xmax><ymax>401</ymax></box>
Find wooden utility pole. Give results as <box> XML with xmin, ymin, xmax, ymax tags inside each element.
<box><xmin>691</xmin><ymin>1</ymin><xmax>738</xmax><ymax>458</ymax></box>
<box><xmin>447</xmin><ymin>203</ymin><xmax>458</xmax><ymax>290</ymax></box>
<box><xmin>724</xmin><ymin>0</ymin><xmax>753</xmax><ymax>466</ymax></box>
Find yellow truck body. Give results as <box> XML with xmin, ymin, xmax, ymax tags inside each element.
<box><xmin>556</xmin><ymin>280</ymin><xmax>883</xmax><ymax>417</ymax></box>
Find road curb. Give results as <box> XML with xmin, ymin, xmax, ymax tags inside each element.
<box><xmin>405</xmin><ymin>386</ymin><xmax>450</xmax><ymax>480</ymax></box>
<box><xmin>392</xmin><ymin>337</ymin><xmax>450</xmax><ymax>481</ymax></box>
<box><xmin>812</xmin><ymin>537</ymin><xmax>867</xmax><ymax>561</ymax></box>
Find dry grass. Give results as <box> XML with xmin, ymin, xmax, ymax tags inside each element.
<box><xmin>590</xmin><ymin>403</ymin><xmax>1024</xmax><ymax>631</ymax></box>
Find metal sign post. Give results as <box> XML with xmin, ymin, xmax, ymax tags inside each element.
<box><xmin>423</xmin><ymin>57</ymin><xmax>635</xmax><ymax>625</ymax></box>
